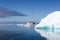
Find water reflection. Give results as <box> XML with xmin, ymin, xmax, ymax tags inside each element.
<box><xmin>0</xmin><ymin>25</ymin><xmax>47</xmax><ymax>40</ymax></box>
<box><xmin>35</xmin><ymin>27</ymin><xmax>60</xmax><ymax>40</ymax></box>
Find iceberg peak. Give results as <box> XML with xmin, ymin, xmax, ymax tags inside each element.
<box><xmin>35</xmin><ymin>11</ymin><xmax>60</xmax><ymax>28</ymax></box>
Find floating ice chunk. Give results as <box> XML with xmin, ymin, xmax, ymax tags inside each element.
<box><xmin>35</xmin><ymin>11</ymin><xmax>60</xmax><ymax>28</ymax></box>
<box><xmin>35</xmin><ymin>11</ymin><xmax>60</xmax><ymax>40</ymax></box>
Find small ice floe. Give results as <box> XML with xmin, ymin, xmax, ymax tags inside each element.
<box><xmin>16</xmin><ymin>21</ymin><xmax>35</xmax><ymax>28</ymax></box>
<box><xmin>16</xmin><ymin>24</ymin><xmax>24</xmax><ymax>26</ymax></box>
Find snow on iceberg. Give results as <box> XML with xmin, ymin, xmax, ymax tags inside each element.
<box><xmin>35</xmin><ymin>11</ymin><xmax>60</xmax><ymax>29</ymax></box>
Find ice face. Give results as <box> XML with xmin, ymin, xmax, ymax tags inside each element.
<box><xmin>35</xmin><ymin>11</ymin><xmax>60</xmax><ymax>40</ymax></box>
<box><xmin>35</xmin><ymin>11</ymin><xmax>60</xmax><ymax>28</ymax></box>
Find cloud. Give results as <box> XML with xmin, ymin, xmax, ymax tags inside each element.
<box><xmin>0</xmin><ymin>7</ymin><xmax>27</xmax><ymax>17</ymax></box>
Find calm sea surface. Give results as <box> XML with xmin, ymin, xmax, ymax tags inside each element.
<box><xmin>0</xmin><ymin>25</ymin><xmax>47</xmax><ymax>40</ymax></box>
<box><xmin>1</xmin><ymin>25</ymin><xmax>60</xmax><ymax>40</ymax></box>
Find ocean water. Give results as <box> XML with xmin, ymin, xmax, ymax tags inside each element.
<box><xmin>35</xmin><ymin>27</ymin><xmax>60</xmax><ymax>40</ymax></box>
<box><xmin>0</xmin><ymin>25</ymin><xmax>47</xmax><ymax>40</ymax></box>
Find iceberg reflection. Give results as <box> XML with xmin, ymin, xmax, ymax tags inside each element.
<box><xmin>35</xmin><ymin>28</ymin><xmax>60</xmax><ymax>40</ymax></box>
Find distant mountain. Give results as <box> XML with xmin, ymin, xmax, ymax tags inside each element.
<box><xmin>0</xmin><ymin>7</ymin><xmax>27</xmax><ymax>18</ymax></box>
<box><xmin>0</xmin><ymin>21</ymin><xmax>26</xmax><ymax>24</ymax></box>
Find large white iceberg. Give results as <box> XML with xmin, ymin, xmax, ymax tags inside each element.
<box><xmin>35</xmin><ymin>11</ymin><xmax>60</xmax><ymax>28</ymax></box>
<box><xmin>35</xmin><ymin>11</ymin><xmax>60</xmax><ymax>40</ymax></box>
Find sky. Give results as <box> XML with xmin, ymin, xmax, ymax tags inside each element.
<box><xmin>0</xmin><ymin>0</ymin><xmax>60</xmax><ymax>23</ymax></box>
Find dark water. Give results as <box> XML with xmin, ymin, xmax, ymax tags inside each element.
<box><xmin>0</xmin><ymin>25</ymin><xmax>47</xmax><ymax>40</ymax></box>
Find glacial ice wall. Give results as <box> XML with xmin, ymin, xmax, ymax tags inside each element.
<box><xmin>35</xmin><ymin>11</ymin><xmax>60</xmax><ymax>40</ymax></box>
<box><xmin>35</xmin><ymin>11</ymin><xmax>60</xmax><ymax>28</ymax></box>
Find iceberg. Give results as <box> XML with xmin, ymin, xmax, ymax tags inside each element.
<box><xmin>35</xmin><ymin>11</ymin><xmax>60</xmax><ymax>40</ymax></box>
<box><xmin>35</xmin><ymin>11</ymin><xmax>60</xmax><ymax>29</ymax></box>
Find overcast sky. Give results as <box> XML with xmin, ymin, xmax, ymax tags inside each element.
<box><xmin>0</xmin><ymin>0</ymin><xmax>60</xmax><ymax>22</ymax></box>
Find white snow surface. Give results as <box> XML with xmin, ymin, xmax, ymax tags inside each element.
<box><xmin>35</xmin><ymin>11</ymin><xmax>60</xmax><ymax>28</ymax></box>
